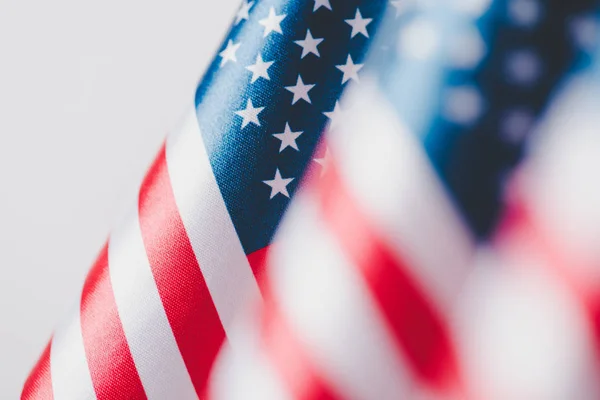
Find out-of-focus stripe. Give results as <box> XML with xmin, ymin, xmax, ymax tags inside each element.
<box><xmin>333</xmin><ymin>81</ymin><xmax>474</xmax><ymax>310</ymax></box>
<box><xmin>138</xmin><ymin>142</ymin><xmax>224</xmax><ymax>397</ymax></box>
<box><xmin>80</xmin><ymin>244</ymin><xmax>146</xmax><ymax>400</ymax></box>
<box><xmin>500</xmin><ymin>199</ymin><xmax>600</xmax><ymax>357</ymax></box>
<box><xmin>322</xmin><ymin>81</ymin><xmax>470</xmax><ymax>394</ymax></box>
<box><xmin>269</xmin><ymin>194</ymin><xmax>412</xmax><ymax>400</ymax></box>
<box><xmin>259</xmin><ymin>297</ymin><xmax>343</xmax><ymax>400</ymax></box>
<box><xmin>207</xmin><ymin>316</ymin><xmax>293</xmax><ymax>400</ymax></box>
<box><xmin>50</xmin><ymin>297</ymin><xmax>96</xmax><ymax>399</ymax></box>
<box><xmin>108</xmin><ymin>211</ymin><xmax>198</xmax><ymax>400</ymax></box>
<box><xmin>318</xmin><ymin>158</ymin><xmax>464</xmax><ymax>394</ymax></box>
<box><xmin>21</xmin><ymin>340</ymin><xmax>53</xmax><ymax>400</ymax></box>
<box><xmin>165</xmin><ymin>107</ymin><xmax>262</xmax><ymax>340</ymax></box>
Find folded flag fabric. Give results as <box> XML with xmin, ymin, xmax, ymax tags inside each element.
<box><xmin>21</xmin><ymin>1</ymin><xmax>387</xmax><ymax>399</ymax></box>
<box><xmin>206</xmin><ymin>0</ymin><xmax>600</xmax><ymax>399</ymax></box>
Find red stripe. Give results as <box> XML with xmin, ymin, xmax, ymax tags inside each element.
<box><xmin>260</xmin><ymin>282</ymin><xmax>343</xmax><ymax>400</ymax></box>
<box><xmin>21</xmin><ymin>340</ymin><xmax>53</xmax><ymax>400</ymax></box>
<box><xmin>316</xmin><ymin>159</ymin><xmax>464</xmax><ymax>394</ymax></box>
<box><xmin>80</xmin><ymin>244</ymin><xmax>147</xmax><ymax>400</ymax></box>
<box><xmin>138</xmin><ymin>143</ymin><xmax>225</xmax><ymax>397</ymax></box>
<box><xmin>247</xmin><ymin>245</ymin><xmax>271</xmax><ymax>292</ymax></box>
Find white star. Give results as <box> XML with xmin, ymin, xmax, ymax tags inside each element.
<box><xmin>263</xmin><ymin>169</ymin><xmax>294</xmax><ymax>199</ymax></box>
<box><xmin>443</xmin><ymin>86</ymin><xmax>484</xmax><ymax>125</ymax></box>
<box><xmin>219</xmin><ymin>40</ymin><xmax>241</xmax><ymax>67</ymax></box>
<box><xmin>272</xmin><ymin>123</ymin><xmax>303</xmax><ymax>152</ymax></box>
<box><xmin>258</xmin><ymin>7</ymin><xmax>286</xmax><ymax>38</ymax></box>
<box><xmin>313</xmin><ymin>147</ymin><xmax>331</xmax><ymax>177</ymax></box>
<box><xmin>235</xmin><ymin>99</ymin><xmax>265</xmax><ymax>128</ymax></box>
<box><xmin>294</xmin><ymin>30</ymin><xmax>324</xmax><ymax>59</ymax></box>
<box><xmin>505</xmin><ymin>50</ymin><xmax>541</xmax><ymax>86</ymax></box>
<box><xmin>285</xmin><ymin>75</ymin><xmax>315</xmax><ymax>105</ymax></box>
<box><xmin>447</xmin><ymin>27</ymin><xmax>485</xmax><ymax>69</ymax></box>
<box><xmin>246</xmin><ymin>54</ymin><xmax>274</xmax><ymax>83</ymax></box>
<box><xmin>508</xmin><ymin>0</ymin><xmax>540</xmax><ymax>27</ymax></box>
<box><xmin>501</xmin><ymin>108</ymin><xmax>534</xmax><ymax>143</ymax></box>
<box><xmin>313</xmin><ymin>0</ymin><xmax>332</xmax><ymax>12</ymax></box>
<box><xmin>336</xmin><ymin>55</ymin><xmax>363</xmax><ymax>84</ymax></box>
<box><xmin>235</xmin><ymin>0</ymin><xmax>254</xmax><ymax>25</ymax></box>
<box><xmin>345</xmin><ymin>9</ymin><xmax>372</xmax><ymax>38</ymax></box>
<box><xmin>323</xmin><ymin>101</ymin><xmax>343</xmax><ymax>130</ymax></box>
<box><xmin>398</xmin><ymin>18</ymin><xmax>439</xmax><ymax>61</ymax></box>
<box><xmin>570</xmin><ymin>15</ymin><xmax>599</xmax><ymax>51</ymax></box>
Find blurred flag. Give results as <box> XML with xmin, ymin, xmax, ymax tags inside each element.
<box><xmin>467</xmin><ymin>41</ymin><xmax>600</xmax><ymax>399</ymax></box>
<box><xmin>207</xmin><ymin>0</ymin><xmax>600</xmax><ymax>399</ymax></box>
<box><xmin>21</xmin><ymin>1</ymin><xmax>387</xmax><ymax>399</ymax></box>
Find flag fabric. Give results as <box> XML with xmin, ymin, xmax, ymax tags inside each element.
<box><xmin>206</xmin><ymin>1</ymin><xmax>600</xmax><ymax>399</ymax></box>
<box><xmin>21</xmin><ymin>1</ymin><xmax>388</xmax><ymax>399</ymax></box>
<box><xmin>472</xmin><ymin>54</ymin><xmax>600</xmax><ymax>398</ymax></box>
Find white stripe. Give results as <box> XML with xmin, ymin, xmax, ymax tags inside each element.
<box><xmin>528</xmin><ymin>77</ymin><xmax>600</xmax><ymax>271</ymax></box>
<box><xmin>209</xmin><ymin>316</ymin><xmax>293</xmax><ymax>400</ymax></box>
<box><xmin>165</xmin><ymin>105</ymin><xmax>262</xmax><ymax>342</ymax></box>
<box><xmin>108</xmin><ymin>211</ymin><xmax>198</xmax><ymax>400</ymax></box>
<box><xmin>332</xmin><ymin>79</ymin><xmax>475</xmax><ymax>309</ymax></box>
<box><xmin>50</xmin><ymin>302</ymin><xmax>96</xmax><ymax>400</ymax></box>
<box><xmin>457</xmin><ymin>249</ymin><xmax>600</xmax><ymax>400</ymax></box>
<box><xmin>270</xmin><ymin>193</ymin><xmax>414</xmax><ymax>400</ymax></box>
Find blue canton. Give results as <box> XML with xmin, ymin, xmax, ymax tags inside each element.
<box><xmin>194</xmin><ymin>0</ymin><xmax>387</xmax><ymax>255</ymax></box>
<box><xmin>371</xmin><ymin>0</ymin><xmax>600</xmax><ymax>238</ymax></box>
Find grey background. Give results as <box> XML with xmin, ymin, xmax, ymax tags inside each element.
<box><xmin>0</xmin><ymin>0</ymin><xmax>238</xmax><ymax>396</ymax></box>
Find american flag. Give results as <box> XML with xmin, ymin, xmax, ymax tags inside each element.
<box><xmin>22</xmin><ymin>0</ymin><xmax>600</xmax><ymax>399</ymax></box>
<box><xmin>21</xmin><ymin>0</ymin><xmax>387</xmax><ymax>398</ymax></box>
<box><xmin>206</xmin><ymin>0</ymin><xmax>600</xmax><ymax>399</ymax></box>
